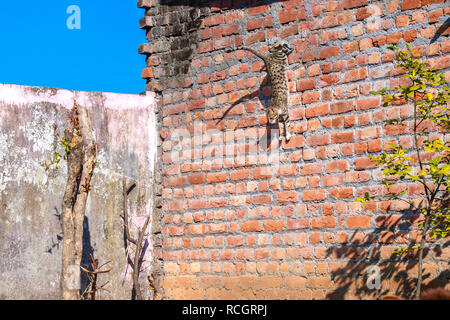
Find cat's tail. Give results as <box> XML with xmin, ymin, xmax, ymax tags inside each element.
<box><xmin>226</xmin><ymin>46</ymin><xmax>267</xmax><ymax>64</ymax></box>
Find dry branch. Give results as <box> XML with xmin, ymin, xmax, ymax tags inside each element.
<box><xmin>123</xmin><ymin>175</ymin><xmax>150</xmax><ymax>300</ymax></box>
<box><xmin>80</xmin><ymin>253</ymin><xmax>111</xmax><ymax>300</ymax></box>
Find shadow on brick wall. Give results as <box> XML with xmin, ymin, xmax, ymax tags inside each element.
<box><xmin>216</xmin><ymin>74</ymin><xmax>283</xmax><ymax>148</ymax></box>
<box><xmin>430</xmin><ymin>17</ymin><xmax>450</xmax><ymax>43</ymax></box>
<box><xmin>325</xmin><ymin>208</ymin><xmax>449</xmax><ymax>299</ymax></box>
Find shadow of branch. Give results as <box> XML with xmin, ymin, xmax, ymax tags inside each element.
<box><xmin>324</xmin><ymin>207</ymin><xmax>449</xmax><ymax>299</ymax></box>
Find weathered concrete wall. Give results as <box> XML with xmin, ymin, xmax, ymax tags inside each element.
<box><xmin>0</xmin><ymin>83</ymin><xmax>157</xmax><ymax>299</ymax></box>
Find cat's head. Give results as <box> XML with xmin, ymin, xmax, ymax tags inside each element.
<box><xmin>266</xmin><ymin>107</ymin><xmax>279</xmax><ymax>124</ymax></box>
<box><xmin>269</xmin><ymin>42</ymin><xmax>293</xmax><ymax>56</ymax></box>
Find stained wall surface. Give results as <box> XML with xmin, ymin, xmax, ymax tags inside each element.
<box><xmin>0</xmin><ymin>83</ymin><xmax>157</xmax><ymax>299</ymax></box>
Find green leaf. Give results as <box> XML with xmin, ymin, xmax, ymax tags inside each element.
<box><xmin>438</xmin><ymin>164</ymin><xmax>450</xmax><ymax>174</ymax></box>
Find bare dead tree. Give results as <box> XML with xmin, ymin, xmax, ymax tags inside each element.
<box><xmin>123</xmin><ymin>176</ymin><xmax>151</xmax><ymax>300</ymax></box>
<box><xmin>60</xmin><ymin>102</ymin><xmax>97</xmax><ymax>300</ymax></box>
<box><xmin>80</xmin><ymin>253</ymin><xmax>112</xmax><ymax>300</ymax></box>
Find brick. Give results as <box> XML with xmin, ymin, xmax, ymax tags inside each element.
<box><xmin>372</xmin><ymin>35</ymin><xmax>387</xmax><ymax>47</ymax></box>
<box><xmin>225</xmin><ymin>11</ymin><xmax>245</xmax><ymax>23</ymax></box>
<box><xmin>429</xmin><ymin>9</ymin><xmax>443</xmax><ymax>23</ymax></box>
<box><xmin>322</xmin><ymin>174</ymin><xmax>344</xmax><ymax>187</ymax></box>
<box><xmin>330</xmin><ymin>187</ymin><xmax>354</xmax><ymax>199</ymax></box>
<box><xmin>426</xmin><ymin>56</ymin><xmax>450</xmax><ymax>70</ymax></box>
<box><xmin>308</xmin><ymin>64</ymin><xmax>321</xmax><ymax>76</ymax></box>
<box><xmin>209</xmin><ymin>197</ymin><xmax>228</xmax><ymax>208</ymax></box>
<box><xmin>442</xmin><ymin>40</ymin><xmax>450</xmax><ymax>53</ymax></box>
<box><xmin>356</xmin><ymin>7</ymin><xmax>371</xmax><ymax>20</ymax></box>
<box><xmin>188</xmin><ymin>173</ymin><xmax>206</xmax><ymax>185</ymax></box>
<box><xmin>285</xmin><ymin>276</ymin><xmax>307</xmax><ymax>288</ymax></box>
<box><xmin>248</xmin><ymin>5</ymin><xmax>270</xmax><ymax>16</ymax></box>
<box><xmin>320</xmin><ymin>15</ymin><xmax>339</xmax><ymax>29</ymax></box>
<box><xmin>343</xmin><ymin>67</ymin><xmax>367</xmax><ymax>83</ymax></box>
<box><xmin>277</xmin><ymin>164</ymin><xmax>299</xmax><ymax>177</ymax></box>
<box><xmin>387</xmin><ymin>32</ymin><xmax>403</xmax><ymax>44</ymax></box>
<box><xmin>396</xmin><ymin>15</ymin><xmax>410</xmax><ymax>27</ymax></box>
<box><xmin>401</xmin><ymin>0</ymin><xmax>422</xmax><ymax>10</ymax></box>
<box><xmin>352</xmin><ymin>24</ymin><xmax>364</xmax><ymax>36</ymax></box>
<box><xmin>301</xmin><ymin>163</ymin><xmax>323</xmax><ymax>175</ymax></box>
<box><xmin>302</xmin><ymin>92</ymin><xmax>321</xmax><ymax>104</ymax></box>
<box><xmin>230</xmin><ymin>169</ymin><xmax>251</xmax><ymax>181</ymax></box>
<box><xmin>358</xmin><ymin>126</ymin><xmax>381</xmax><ymax>140</ymax></box>
<box><xmin>168</xmin><ymin>176</ymin><xmax>187</xmax><ymax>187</ymax></box>
<box><xmin>356</xmin><ymin>97</ymin><xmax>380</xmax><ymax>110</ymax></box>
<box><xmin>209</xmin><ymin>223</ymin><xmax>227</xmax><ymax>233</ymax></box>
<box><xmin>346</xmin><ymin>216</ymin><xmax>372</xmax><ymax>228</ymax></box>
<box><xmin>312</xmin><ymin>217</ymin><xmax>336</xmax><ymax>229</ymax></box>
<box><xmin>280</xmin><ymin>23</ymin><xmax>299</xmax><ymax>38</ymax></box>
<box><xmin>297</xmin><ymin>78</ymin><xmax>315</xmax><ymax>92</ymax></box>
<box><xmin>412</xmin><ymin>11</ymin><xmax>426</xmax><ymax>24</ymax></box>
<box><xmin>238</xmin><ymin>115</ymin><xmax>259</xmax><ymax>128</ymax></box>
<box><xmin>189</xmin><ymin>199</ymin><xmax>207</xmax><ymax>210</ymax></box>
<box><xmin>203</xmin><ymin>14</ymin><xmax>225</xmax><ymax>27</ymax></box>
<box><xmin>318</xmin><ymin>73</ymin><xmax>340</xmax><ymax>87</ymax></box>
<box><xmin>326</xmin><ymin>160</ymin><xmax>350</xmax><ymax>172</ymax></box>
<box><xmin>241</xmin><ymin>221</ymin><xmax>262</xmax><ymax>232</ymax></box>
<box><xmin>343</xmin><ymin>41</ymin><xmax>359</xmax><ymax>54</ymax></box>
<box><xmin>252</xmin><ymin>194</ymin><xmax>273</xmax><ymax>205</ymax></box>
<box><xmin>247</xmin><ymin>18</ymin><xmax>264</xmax><ymax>31</ymax></box>
<box><xmin>354</xmin><ymin>157</ymin><xmax>377</xmax><ymax>170</ymax></box>
<box><xmin>404</xmin><ymin>29</ymin><xmax>418</xmax><ymax>42</ymax></box>
<box><xmin>308</xmin><ymin>276</ymin><xmax>332</xmax><ymax>288</ymax></box>
<box><xmin>207</xmin><ymin>172</ymin><xmax>227</xmax><ymax>183</ymax></box>
<box><xmin>276</xmin><ymin>191</ymin><xmax>299</xmax><ymax>203</ymax></box>
<box><xmin>141</xmin><ymin>67</ymin><xmax>153</xmax><ymax>78</ymax></box>
<box><xmin>264</xmin><ymin>220</ymin><xmax>285</xmax><ymax>231</ymax></box>
<box><xmin>245</xmin><ymin>31</ymin><xmax>266</xmax><ymax>45</ymax></box>
<box><xmin>330</xmin><ymin>100</ymin><xmax>353</xmax><ymax>114</ymax></box>
<box><xmin>318</xmin><ymin>46</ymin><xmax>340</xmax><ymax>60</ymax></box>
<box><xmin>168</xmin><ymin>225</ymin><xmax>186</xmax><ymax>236</ymax></box>
<box><xmin>253</xmin><ymin>167</ymin><xmax>273</xmax><ymax>179</ymax></box>
<box><xmin>278</xmin><ymin>9</ymin><xmax>298</xmax><ymax>24</ymax></box>
<box><xmin>302</xmin><ymin>49</ymin><xmax>317</xmax><ymax>62</ymax></box>
<box><xmin>197</xmin><ymin>41</ymin><xmax>214</xmax><ymax>54</ymax></box>
<box><xmin>359</xmin><ymin>38</ymin><xmax>373</xmax><ymax>51</ymax></box>
<box><xmin>331</xmin><ymin>130</ymin><xmax>353</xmax><ymax>144</ymax></box>
<box><xmin>287</xmin><ymin>218</ymin><xmax>310</xmax><ymax>230</ymax></box>
<box><xmin>231</xmin><ymin>195</ymin><xmax>250</xmax><ymax>206</ymax></box>
<box><xmin>305</xmin><ymin>103</ymin><xmax>329</xmax><ymax>118</ymax></box>
<box><xmin>303</xmin><ymin>189</ymin><xmax>327</xmax><ymax>201</ymax></box>
<box><xmin>307</xmin><ymin>134</ymin><xmax>330</xmax><ymax>146</ymax></box>
<box><xmin>341</xmin><ymin>0</ymin><xmax>368</xmax><ymax>9</ymax></box>
<box><xmin>223</xmin><ymin>24</ymin><xmax>240</xmax><ymax>36</ymax></box>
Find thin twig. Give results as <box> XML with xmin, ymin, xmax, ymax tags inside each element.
<box><xmin>122</xmin><ymin>176</ymin><xmax>151</xmax><ymax>300</ymax></box>
<box><xmin>80</xmin><ymin>254</ymin><xmax>111</xmax><ymax>300</ymax></box>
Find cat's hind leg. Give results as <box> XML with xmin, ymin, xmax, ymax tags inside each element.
<box><xmin>284</xmin><ymin>118</ymin><xmax>292</xmax><ymax>142</ymax></box>
<box><xmin>278</xmin><ymin>121</ymin><xmax>285</xmax><ymax>142</ymax></box>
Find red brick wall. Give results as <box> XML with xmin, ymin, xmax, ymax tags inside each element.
<box><xmin>138</xmin><ymin>0</ymin><xmax>450</xmax><ymax>299</ymax></box>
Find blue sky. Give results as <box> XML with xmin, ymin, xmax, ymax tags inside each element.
<box><xmin>0</xmin><ymin>1</ymin><xmax>147</xmax><ymax>94</ymax></box>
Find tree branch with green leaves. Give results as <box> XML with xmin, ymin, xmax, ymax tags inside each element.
<box><xmin>356</xmin><ymin>44</ymin><xmax>449</xmax><ymax>300</ymax></box>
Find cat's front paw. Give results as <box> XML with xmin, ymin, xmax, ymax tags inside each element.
<box><xmin>285</xmin><ymin>133</ymin><xmax>291</xmax><ymax>142</ymax></box>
